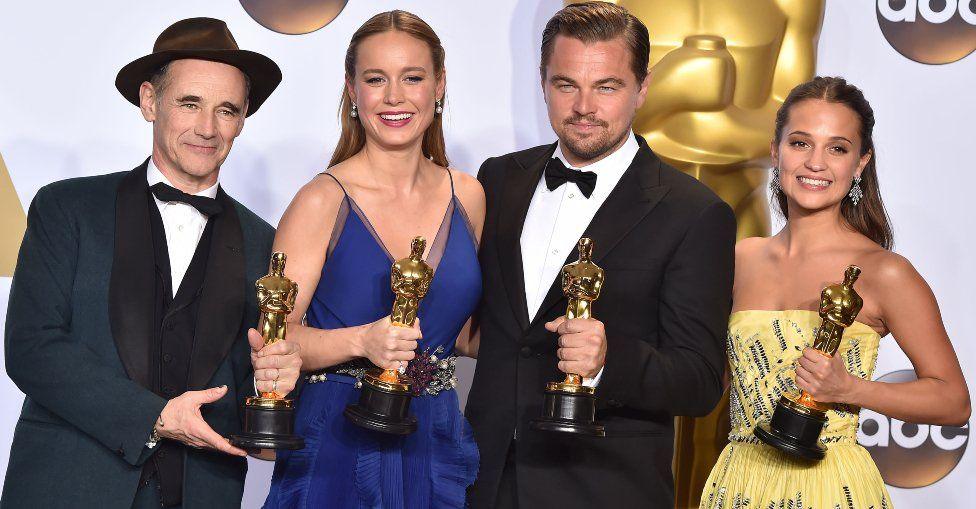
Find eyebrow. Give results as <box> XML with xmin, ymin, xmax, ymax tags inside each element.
<box><xmin>595</xmin><ymin>77</ymin><xmax>626</xmax><ymax>87</ymax></box>
<box><xmin>219</xmin><ymin>101</ymin><xmax>243</xmax><ymax>114</ymax></box>
<box><xmin>361</xmin><ymin>66</ymin><xmax>428</xmax><ymax>75</ymax></box>
<box><xmin>175</xmin><ymin>95</ymin><xmax>201</xmax><ymax>103</ymax></box>
<box><xmin>789</xmin><ymin>130</ymin><xmax>854</xmax><ymax>144</ymax></box>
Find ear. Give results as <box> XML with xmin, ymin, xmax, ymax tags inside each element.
<box><xmin>770</xmin><ymin>140</ymin><xmax>779</xmax><ymax>168</ymax></box>
<box><xmin>635</xmin><ymin>70</ymin><xmax>651</xmax><ymax>109</ymax></box>
<box><xmin>139</xmin><ymin>82</ymin><xmax>158</xmax><ymax>122</ymax></box>
<box><xmin>856</xmin><ymin>149</ymin><xmax>873</xmax><ymax>178</ymax></box>
<box><xmin>345</xmin><ymin>76</ymin><xmax>356</xmax><ymax>105</ymax></box>
<box><xmin>435</xmin><ymin>69</ymin><xmax>446</xmax><ymax>102</ymax></box>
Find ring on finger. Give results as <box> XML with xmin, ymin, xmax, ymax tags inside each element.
<box><xmin>273</xmin><ymin>368</ymin><xmax>279</xmax><ymax>381</ymax></box>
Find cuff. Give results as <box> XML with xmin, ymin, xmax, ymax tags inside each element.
<box><xmin>582</xmin><ymin>366</ymin><xmax>605</xmax><ymax>388</ymax></box>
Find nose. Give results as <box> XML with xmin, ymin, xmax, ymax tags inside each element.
<box><xmin>805</xmin><ymin>148</ymin><xmax>827</xmax><ymax>172</ymax></box>
<box><xmin>194</xmin><ymin>111</ymin><xmax>217</xmax><ymax>139</ymax></box>
<box><xmin>385</xmin><ymin>81</ymin><xmax>404</xmax><ymax>106</ymax></box>
<box><xmin>573</xmin><ymin>89</ymin><xmax>596</xmax><ymax>118</ymax></box>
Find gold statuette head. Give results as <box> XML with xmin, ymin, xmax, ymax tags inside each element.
<box><xmin>819</xmin><ymin>265</ymin><xmax>864</xmax><ymax>329</ymax></box>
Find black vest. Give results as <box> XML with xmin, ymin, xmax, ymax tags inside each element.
<box><xmin>139</xmin><ymin>195</ymin><xmax>215</xmax><ymax>507</ymax></box>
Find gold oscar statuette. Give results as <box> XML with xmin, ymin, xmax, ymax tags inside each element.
<box><xmin>754</xmin><ymin>265</ymin><xmax>863</xmax><ymax>460</ymax></box>
<box><xmin>344</xmin><ymin>236</ymin><xmax>432</xmax><ymax>435</ymax></box>
<box><xmin>530</xmin><ymin>237</ymin><xmax>606</xmax><ymax>436</ymax></box>
<box><xmin>230</xmin><ymin>252</ymin><xmax>305</xmax><ymax>450</ymax></box>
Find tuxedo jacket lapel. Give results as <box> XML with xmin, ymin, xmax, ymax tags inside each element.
<box><xmin>108</xmin><ymin>161</ymin><xmax>155</xmax><ymax>389</ymax></box>
<box><xmin>528</xmin><ymin>138</ymin><xmax>671</xmax><ymax>331</ymax></box>
<box><xmin>497</xmin><ymin>143</ymin><xmax>557</xmax><ymax>332</ymax></box>
<box><xmin>188</xmin><ymin>188</ymin><xmax>246</xmax><ymax>389</ymax></box>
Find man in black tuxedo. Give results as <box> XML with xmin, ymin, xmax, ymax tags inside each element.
<box><xmin>466</xmin><ymin>3</ymin><xmax>735</xmax><ymax>508</ymax></box>
<box><xmin>2</xmin><ymin>18</ymin><xmax>301</xmax><ymax>508</ymax></box>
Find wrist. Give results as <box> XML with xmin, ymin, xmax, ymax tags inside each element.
<box><xmin>844</xmin><ymin>376</ymin><xmax>867</xmax><ymax>406</ymax></box>
<box><xmin>351</xmin><ymin>324</ymin><xmax>368</xmax><ymax>358</ymax></box>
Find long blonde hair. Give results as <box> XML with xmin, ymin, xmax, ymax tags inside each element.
<box><xmin>329</xmin><ymin>10</ymin><xmax>448</xmax><ymax>168</ymax></box>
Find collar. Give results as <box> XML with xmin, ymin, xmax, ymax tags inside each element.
<box><xmin>147</xmin><ymin>157</ymin><xmax>220</xmax><ymax>199</ymax></box>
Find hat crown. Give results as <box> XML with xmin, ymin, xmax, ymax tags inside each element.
<box><xmin>153</xmin><ymin>17</ymin><xmax>240</xmax><ymax>53</ymax></box>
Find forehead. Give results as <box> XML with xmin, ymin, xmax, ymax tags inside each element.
<box><xmin>786</xmin><ymin>99</ymin><xmax>862</xmax><ymax>140</ymax></box>
<box><xmin>163</xmin><ymin>59</ymin><xmax>248</xmax><ymax>100</ymax></box>
<box><xmin>547</xmin><ymin>35</ymin><xmax>634</xmax><ymax>82</ymax></box>
<box><xmin>356</xmin><ymin>31</ymin><xmax>434</xmax><ymax>72</ymax></box>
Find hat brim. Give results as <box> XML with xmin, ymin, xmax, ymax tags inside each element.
<box><xmin>115</xmin><ymin>49</ymin><xmax>282</xmax><ymax>117</ymax></box>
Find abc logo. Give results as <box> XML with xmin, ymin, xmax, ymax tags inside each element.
<box><xmin>240</xmin><ymin>0</ymin><xmax>348</xmax><ymax>35</ymax></box>
<box><xmin>857</xmin><ymin>370</ymin><xmax>969</xmax><ymax>488</ymax></box>
<box><xmin>877</xmin><ymin>0</ymin><xmax>976</xmax><ymax>64</ymax></box>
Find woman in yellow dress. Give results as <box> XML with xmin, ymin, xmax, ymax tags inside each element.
<box><xmin>701</xmin><ymin>76</ymin><xmax>971</xmax><ymax>508</ymax></box>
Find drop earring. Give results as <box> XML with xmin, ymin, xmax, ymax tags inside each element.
<box><xmin>849</xmin><ymin>175</ymin><xmax>863</xmax><ymax>206</ymax></box>
<box><xmin>769</xmin><ymin>167</ymin><xmax>782</xmax><ymax>194</ymax></box>
<box><xmin>350</xmin><ymin>103</ymin><xmax>358</xmax><ymax>118</ymax></box>
<box><xmin>435</xmin><ymin>99</ymin><xmax>443</xmax><ymax>115</ymax></box>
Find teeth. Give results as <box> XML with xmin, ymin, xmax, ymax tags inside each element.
<box><xmin>798</xmin><ymin>176</ymin><xmax>830</xmax><ymax>187</ymax></box>
<box><xmin>380</xmin><ymin>113</ymin><xmax>412</xmax><ymax>121</ymax></box>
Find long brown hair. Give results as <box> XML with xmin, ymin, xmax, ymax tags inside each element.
<box><xmin>329</xmin><ymin>10</ymin><xmax>448</xmax><ymax>168</ymax></box>
<box><xmin>773</xmin><ymin>76</ymin><xmax>894</xmax><ymax>250</ymax></box>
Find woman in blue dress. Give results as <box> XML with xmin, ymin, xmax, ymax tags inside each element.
<box><xmin>262</xmin><ymin>10</ymin><xmax>485</xmax><ymax>509</ymax></box>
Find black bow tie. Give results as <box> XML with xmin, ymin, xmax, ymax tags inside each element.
<box><xmin>150</xmin><ymin>182</ymin><xmax>223</xmax><ymax>216</ymax></box>
<box><xmin>545</xmin><ymin>158</ymin><xmax>597</xmax><ymax>198</ymax></box>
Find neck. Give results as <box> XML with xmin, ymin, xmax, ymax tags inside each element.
<box><xmin>779</xmin><ymin>201</ymin><xmax>852</xmax><ymax>257</ymax></box>
<box><xmin>357</xmin><ymin>138</ymin><xmax>428</xmax><ymax>193</ymax></box>
<box><xmin>151</xmin><ymin>151</ymin><xmax>218</xmax><ymax>194</ymax></box>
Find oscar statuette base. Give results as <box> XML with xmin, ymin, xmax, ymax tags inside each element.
<box><xmin>753</xmin><ymin>395</ymin><xmax>827</xmax><ymax>461</ymax></box>
<box><xmin>529</xmin><ymin>382</ymin><xmax>605</xmax><ymax>437</ymax></box>
<box><xmin>230</xmin><ymin>397</ymin><xmax>305</xmax><ymax>450</ymax></box>
<box><xmin>344</xmin><ymin>369</ymin><xmax>417</xmax><ymax>435</ymax></box>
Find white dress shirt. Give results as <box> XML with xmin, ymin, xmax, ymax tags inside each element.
<box><xmin>520</xmin><ymin>132</ymin><xmax>640</xmax><ymax>386</ymax></box>
<box><xmin>147</xmin><ymin>158</ymin><xmax>219</xmax><ymax>296</ymax></box>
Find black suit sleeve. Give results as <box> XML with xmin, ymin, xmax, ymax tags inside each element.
<box><xmin>4</xmin><ymin>187</ymin><xmax>167</xmax><ymax>466</ymax></box>
<box><xmin>599</xmin><ymin>200</ymin><xmax>735</xmax><ymax>416</ymax></box>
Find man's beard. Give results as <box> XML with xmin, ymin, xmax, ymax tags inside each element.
<box><xmin>558</xmin><ymin>115</ymin><xmax>628</xmax><ymax>164</ymax></box>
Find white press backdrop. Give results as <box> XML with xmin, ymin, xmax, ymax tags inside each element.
<box><xmin>0</xmin><ymin>1</ymin><xmax>972</xmax><ymax>506</ymax></box>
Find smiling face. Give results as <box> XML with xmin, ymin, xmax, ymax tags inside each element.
<box><xmin>140</xmin><ymin>59</ymin><xmax>248</xmax><ymax>191</ymax></box>
<box><xmin>543</xmin><ymin>35</ymin><xmax>648</xmax><ymax>167</ymax></box>
<box><xmin>347</xmin><ymin>30</ymin><xmax>444</xmax><ymax>153</ymax></box>
<box><xmin>772</xmin><ymin>99</ymin><xmax>873</xmax><ymax>214</ymax></box>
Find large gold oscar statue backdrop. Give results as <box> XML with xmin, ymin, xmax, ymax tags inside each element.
<box><xmin>0</xmin><ymin>152</ymin><xmax>26</xmax><ymax>276</ymax></box>
<box><xmin>601</xmin><ymin>1</ymin><xmax>826</xmax><ymax>506</ymax></box>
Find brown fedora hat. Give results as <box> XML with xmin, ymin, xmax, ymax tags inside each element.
<box><xmin>115</xmin><ymin>17</ymin><xmax>281</xmax><ymax>117</ymax></box>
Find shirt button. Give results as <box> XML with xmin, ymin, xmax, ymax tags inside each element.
<box><xmin>520</xmin><ymin>346</ymin><xmax>532</xmax><ymax>358</ymax></box>
<box><xmin>162</xmin><ymin>353</ymin><xmax>173</xmax><ymax>363</ymax></box>
<box><xmin>177</xmin><ymin>225</ymin><xmax>184</xmax><ymax>232</ymax></box>
<box><xmin>552</xmin><ymin>249</ymin><xmax>559</xmax><ymax>255</ymax></box>
<box><xmin>569</xmin><ymin>193</ymin><xmax>576</xmax><ymax>199</ymax></box>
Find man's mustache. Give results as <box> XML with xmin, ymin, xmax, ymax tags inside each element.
<box><xmin>563</xmin><ymin>115</ymin><xmax>608</xmax><ymax>128</ymax></box>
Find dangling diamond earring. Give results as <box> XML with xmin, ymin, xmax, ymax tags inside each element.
<box><xmin>849</xmin><ymin>175</ymin><xmax>863</xmax><ymax>206</ymax></box>
<box><xmin>350</xmin><ymin>103</ymin><xmax>358</xmax><ymax>118</ymax></box>
<box><xmin>435</xmin><ymin>99</ymin><xmax>443</xmax><ymax>115</ymax></box>
<box><xmin>769</xmin><ymin>167</ymin><xmax>782</xmax><ymax>194</ymax></box>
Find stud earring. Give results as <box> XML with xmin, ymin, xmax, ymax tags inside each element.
<box><xmin>350</xmin><ymin>103</ymin><xmax>358</xmax><ymax>118</ymax></box>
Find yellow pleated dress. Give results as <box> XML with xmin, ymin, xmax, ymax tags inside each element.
<box><xmin>700</xmin><ymin>310</ymin><xmax>893</xmax><ymax>509</ymax></box>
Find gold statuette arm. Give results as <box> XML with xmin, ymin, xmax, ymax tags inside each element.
<box><xmin>770</xmin><ymin>0</ymin><xmax>826</xmax><ymax>102</ymax></box>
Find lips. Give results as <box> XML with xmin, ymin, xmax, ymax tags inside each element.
<box><xmin>796</xmin><ymin>175</ymin><xmax>832</xmax><ymax>190</ymax></box>
<box><xmin>184</xmin><ymin>143</ymin><xmax>218</xmax><ymax>154</ymax></box>
<box><xmin>378</xmin><ymin>111</ymin><xmax>414</xmax><ymax>128</ymax></box>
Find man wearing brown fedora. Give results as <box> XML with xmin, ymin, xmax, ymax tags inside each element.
<box><xmin>1</xmin><ymin>18</ymin><xmax>299</xmax><ymax>508</ymax></box>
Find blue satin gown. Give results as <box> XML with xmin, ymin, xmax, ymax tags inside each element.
<box><xmin>263</xmin><ymin>171</ymin><xmax>481</xmax><ymax>509</ymax></box>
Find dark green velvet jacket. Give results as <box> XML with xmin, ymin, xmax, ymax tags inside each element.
<box><xmin>1</xmin><ymin>162</ymin><xmax>274</xmax><ymax>509</ymax></box>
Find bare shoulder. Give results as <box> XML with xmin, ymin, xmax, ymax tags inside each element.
<box><xmin>735</xmin><ymin>236</ymin><xmax>772</xmax><ymax>269</ymax></box>
<box><xmin>449</xmin><ymin>169</ymin><xmax>485</xmax><ymax>210</ymax></box>
<box><xmin>863</xmin><ymin>249</ymin><xmax>924</xmax><ymax>290</ymax></box>
<box><xmin>277</xmin><ymin>171</ymin><xmax>346</xmax><ymax>235</ymax></box>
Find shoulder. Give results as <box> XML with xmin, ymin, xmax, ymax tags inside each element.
<box><xmin>656</xmin><ymin>159</ymin><xmax>728</xmax><ymax>214</ymax></box>
<box><xmin>449</xmin><ymin>169</ymin><xmax>485</xmax><ymax>214</ymax></box>
<box><xmin>477</xmin><ymin>143</ymin><xmax>553</xmax><ymax>181</ymax></box>
<box><xmin>291</xmin><ymin>172</ymin><xmax>347</xmax><ymax>215</ymax></box>
<box><xmin>864</xmin><ymin>249</ymin><xmax>923</xmax><ymax>290</ymax></box>
<box><xmin>35</xmin><ymin>171</ymin><xmax>127</xmax><ymax>204</ymax></box>
<box><xmin>228</xmin><ymin>198</ymin><xmax>274</xmax><ymax>241</ymax></box>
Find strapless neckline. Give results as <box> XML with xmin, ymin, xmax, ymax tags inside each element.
<box><xmin>730</xmin><ymin>309</ymin><xmax>880</xmax><ymax>338</ymax></box>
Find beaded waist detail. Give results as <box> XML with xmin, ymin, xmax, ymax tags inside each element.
<box><xmin>306</xmin><ymin>346</ymin><xmax>459</xmax><ymax>397</ymax></box>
